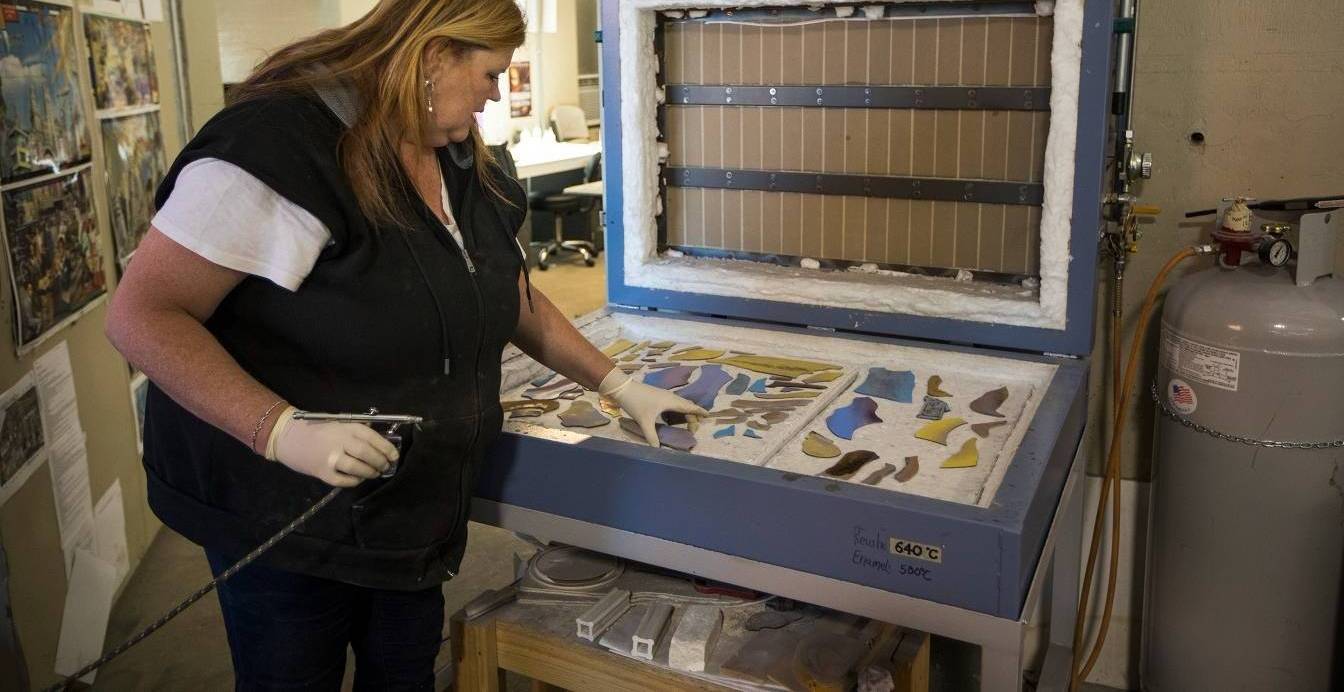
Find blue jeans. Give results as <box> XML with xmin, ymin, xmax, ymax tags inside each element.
<box><xmin>206</xmin><ymin>551</ymin><xmax>445</xmax><ymax>691</ymax></box>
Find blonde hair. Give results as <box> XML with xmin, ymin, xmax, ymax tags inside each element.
<box><xmin>231</xmin><ymin>0</ymin><xmax>526</xmax><ymax>228</ymax></box>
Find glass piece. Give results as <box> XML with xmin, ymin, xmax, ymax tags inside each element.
<box><xmin>616</xmin><ymin>363</ymin><xmax>644</xmax><ymax>373</ymax></box>
<box><xmin>641</xmin><ymin>358</ymin><xmax>658</xmax><ymax>362</ymax></box>
<box><xmin>725</xmin><ymin>373</ymin><xmax>751</xmax><ymax>395</ymax></box>
<box><xmin>915</xmin><ymin>395</ymin><xmax>952</xmax><ymax>420</ymax></box>
<box><xmin>708</xmin><ymin>407</ymin><xmax>742</xmax><ymax>417</ymax></box>
<box><xmin>599</xmin><ymin>397</ymin><xmax>622</xmax><ymax>418</ymax></box>
<box><xmin>676</xmin><ymin>364</ymin><xmax>732</xmax><ymax>409</ymax></box>
<box><xmin>766</xmin><ymin>381</ymin><xmax>826</xmax><ymax>390</ymax></box>
<box><xmin>861</xmin><ymin>463</ymin><xmax>897</xmax><ymax>485</ymax></box>
<box><xmin>651</xmin><ymin>341</ymin><xmax>676</xmax><ymax>349</ymax></box>
<box><xmin>713</xmin><ymin>425</ymin><xmax>736</xmax><ymax>439</ymax></box>
<box><xmin>971</xmin><ymin>420</ymin><xmax>1009</xmax><ymax>438</ymax></box>
<box><xmin>708</xmin><ymin>355</ymin><xmax>843</xmax><ymax>379</ymax></box>
<box><xmin>601</xmin><ymin>338</ymin><xmax>636</xmax><ymax>358</ymax></box>
<box><xmin>914</xmin><ymin>417</ymin><xmax>967</xmax><ymax>445</ymax></box>
<box><xmin>855</xmin><ymin>367</ymin><xmax>916</xmax><ymax>403</ymax></box>
<box><xmin>646</xmin><ymin>362</ymin><xmax>680</xmax><ymax>369</ymax></box>
<box><xmin>670</xmin><ymin>345</ymin><xmax>702</xmax><ymax>355</ymax></box>
<box><xmin>530</xmin><ymin>371</ymin><xmax>556</xmax><ymax>387</ymax></box>
<box><xmin>941</xmin><ymin>438</ymin><xmax>979</xmax><ymax>468</ymax></box>
<box><xmin>895</xmin><ymin>456</ymin><xmax>919</xmax><ymax>482</ymax></box>
<box><xmin>502</xmin><ymin>399</ymin><xmax>561</xmax><ymax>414</ymax></box>
<box><xmin>558</xmin><ymin>400</ymin><xmax>610</xmax><ymax>428</ymax></box>
<box><xmin>619</xmin><ymin>417</ymin><xmax>697</xmax><ymax>451</ymax></box>
<box><xmin>803</xmin><ymin>370</ymin><xmax>844</xmax><ymax>384</ymax></box>
<box><xmin>747</xmin><ymin>419</ymin><xmax>771</xmax><ymax>431</ymax></box>
<box><xmin>761</xmin><ymin>412</ymin><xmax>788</xmax><ymax>424</ymax></box>
<box><xmin>754</xmin><ymin>390</ymin><xmax>820</xmax><ymax>400</ymax></box>
<box><xmin>969</xmin><ymin>386</ymin><xmax>1010</xmax><ymax>417</ymax></box>
<box><xmin>748</xmin><ymin>377</ymin><xmax>768</xmax><ymax>394</ymax></box>
<box><xmin>618</xmin><ymin>351</ymin><xmax>641</xmax><ymax>362</ymax></box>
<box><xmin>744</xmin><ymin>429</ymin><xmax>763</xmax><ymax>439</ymax></box>
<box><xmin>730</xmin><ymin>399</ymin><xmax>808</xmax><ymax>410</ymax></box>
<box><xmin>643</xmin><ymin>365</ymin><xmax>696</xmax><ymax>389</ymax></box>
<box><xmin>823</xmin><ymin>450</ymin><xmax>880</xmax><ymax>478</ymax></box>
<box><xmin>557</xmin><ymin>387</ymin><xmax>585</xmax><ymax>400</ymax></box>
<box><xmin>670</xmin><ymin>347</ymin><xmax>727</xmax><ymax>361</ymax></box>
<box><xmin>927</xmin><ymin>375</ymin><xmax>952</xmax><ymax>398</ymax></box>
<box><xmin>523</xmin><ymin>383</ymin><xmax>584</xmax><ymax>400</ymax></box>
<box><xmin>825</xmin><ymin>397</ymin><xmax>883</xmax><ymax>440</ymax></box>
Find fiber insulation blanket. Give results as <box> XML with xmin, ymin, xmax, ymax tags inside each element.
<box><xmin>500</xmin><ymin>312</ymin><xmax>1054</xmax><ymax>508</ymax></box>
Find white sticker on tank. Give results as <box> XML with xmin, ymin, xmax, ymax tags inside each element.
<box><xmin>1167</xmin><ymin>379</ymin><xmax>1198</xmax><ymax>415</ymax></box>
<box><xmin>1160</xmin><ymin>332</ymin><xmax>1240</xmax><ymax>391</ymax></box>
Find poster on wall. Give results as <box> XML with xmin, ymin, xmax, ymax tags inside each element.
<box><xmin>83</xmin><ymin>13</ymin><xmax>158</xmax><ymax>113</ymax></box>
<box><xmin>0</xmin><ymin>2</ymin><xmax>93</xmax><ymax>185</ymax></box>
<box><xmin>101</xmin><ymin>111</ymin><xmax>164</xmax><ymax>269</ymax></box>
<box><xmin>508</xmin><ymin>61</ymin><xmax>532</xmax><ymax>118</ymax></box>
<box><xmin>3</xmin><ymin>171</ymin><xmax>105</xmax><ymax>350</ymax></box>
<box><xmin>0</xmin><ymin>374</ymin><xmax>44</xmax><ymax>506</ymax></box>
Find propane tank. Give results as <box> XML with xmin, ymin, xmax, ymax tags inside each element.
<box><xmin>1142</xmin><ymin>204</ymin><xmax>1344</xmax><ymax>691</ymax></box>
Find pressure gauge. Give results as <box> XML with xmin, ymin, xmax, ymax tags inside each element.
<box><xmin>1258</xmin><ymin>237</ymin><xmax>1292</xmax><ymax>267</ymax></box>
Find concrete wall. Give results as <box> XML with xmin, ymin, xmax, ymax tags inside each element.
<box><xmin>1077</xmin><ymin>0</ymin><xmax>1344</xmax><ymax>686</ymax></box>
<box><xmin>1</xmin><ymin>2</ymin><xmax>222</xmax><ymax>688</ymax></box>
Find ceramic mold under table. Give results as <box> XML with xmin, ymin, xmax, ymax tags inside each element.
<box><xmin>477</xmin><ymin>3</ymin><xmax>1112</xmax><ymax>691</ymax></box>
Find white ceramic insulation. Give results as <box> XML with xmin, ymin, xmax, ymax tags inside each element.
<box><xmin>500</xmin><ymin>312</ymin><xmax>1056</xmax><ymax>508</ymax></box>
<box><xmin>618</xmin><ymin>0</ymin><xmax>1084</xmax><ymax>331</ymax></box>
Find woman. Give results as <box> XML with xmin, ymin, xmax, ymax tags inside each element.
<box><xmin>105</xmin><ymin>1</ymin><xmax>703</xmax><ymax>688</ymax></box>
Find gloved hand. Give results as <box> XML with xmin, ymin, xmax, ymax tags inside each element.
<box><xmin>598</xmin><ymin>368</ymin><xmax>709</xmax><ymax>447</ymax></box>
<box><xmin>264</xmin><ymin>407</ymin><xmax>400</xmax><ymax>487</ymax></box>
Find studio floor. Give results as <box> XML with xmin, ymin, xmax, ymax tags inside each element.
<box><xmin>92</xmin><ymin>255</ymin><xmax>1121</xmax><ymax>691</ymax></box>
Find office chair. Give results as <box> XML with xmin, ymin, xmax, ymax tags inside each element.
<box><xmin>549</xmin><ymin>104</ymin><xmax>590</xmax><ymax>142</ymax></box>
<box><xmin>529</xmin><ymin>151</ymin><xmax>601</xmax><ymax>270</ymax></box>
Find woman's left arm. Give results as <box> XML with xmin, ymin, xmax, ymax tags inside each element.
<box><xmin>511</xmin><ymin>275</ymin><xmax>706</xmax><ymax>445</ymax></box>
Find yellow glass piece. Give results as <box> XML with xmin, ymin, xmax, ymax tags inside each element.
<box><xmin>754</xmin><ymin>390</ymin><xmax>820</xmax><ymax>399</ymax></box>
<box><xmin>941</xmin><ymin>438</ymin><xmax>979</xmax><ymax>469</ymax></box>
<box><xmin>802</xmin><ymin>431</ymin><xmax>841</xmax><ymax>458</ymax></box>
<box><xmin>914</xmin><ymin>417</ymin><xmax>966</xmax><ymax>445</ymax></box>
<box><xmin>927</xmin><ymin>375</ymin><xmax>952</xmax><ymax>398</ymax></box>
<box><xmin>598</xmin><ymin>397</ymin><xmax>622</xmax><ymax>417</ymax></box>
<box><xmin>670</xmin><ymin>348</ymin><xmax>727</xmax><ymax>361</ymax></box>
<box><xmin>803</xmin><ymin>370</ymin><xmax>844</xmax><ymax>383</ymax></box>
<box><xmin>709</xmin><ymin>355</ymin><xmax>843</xmax><ymax>379</ymax></box>
<box><xmin>650</xmin><ymin>341</ymin><xmax>676</xmax><ymax>349</ymax></box>
<box><xmin>601</xmin><ymin>338</ymin><xmax>636</xmax><ymax>358</ymax></box>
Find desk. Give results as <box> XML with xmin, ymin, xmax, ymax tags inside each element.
<box><xmin>563</xmin><ymin>180</ymin><xmax>605</xmax><ymax>197</ymax></box>
<box><xmin>511</xmin><ymin>141</ymin><xmax>601</xmax><ymax>179</ymax></box>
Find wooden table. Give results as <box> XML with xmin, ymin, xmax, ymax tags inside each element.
<box><xmin>451</xmin><ymin>596</ymin><xmax>929</xmax><ymax>692</ymax></box>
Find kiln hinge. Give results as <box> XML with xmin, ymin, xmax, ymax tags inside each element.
<box><xmin>1043</xmin><ymin>352</ymin><xmax>1080</xmax><ymax>359</ymax></box>
<box><xmin>807</xmin><ymin>325</ymin><xmax>837</xmax><ymax>333</ymax></box>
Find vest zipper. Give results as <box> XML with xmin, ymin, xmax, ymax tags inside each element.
<box><xmin>444</xmin><ymin>219</ymin><xmax>484</xmax><ymax>579</ymax></box>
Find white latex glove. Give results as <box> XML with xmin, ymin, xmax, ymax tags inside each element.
<box><xmin>264</xmin><ymin>407</ymin><xmax>400</xmax><ymax>487</ymax></box>
<box><xmin>598</xmin><ymin>369</ymin><xmax>709</xmax><ymax>447</ymax></box>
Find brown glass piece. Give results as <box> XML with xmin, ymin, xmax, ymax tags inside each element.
<box><xmin>766</xmin><ymin>381</ymin><xmax>826</xmax><ymax>390</ymax></box>
<box><xmin>971</xmin><ymin>420</ymin><xmax>1009</xmax><ymax>438</ymax></box>
<box><xmin>823</xmin><ymin>450</ymin><xmax>880</xmax><ymax>478</ymax></box>
<box><xmin>861</xmin><ymin>463</ymin><xmax>897</xmax><ymax>485</ymax></box>
<box><xmin>747</xmin><ymin>419</ymin><xmax>772</xmax><ymax>431</ymax></box>
<box><xmin>927</xmin><ymin>375</ymin><xmax>952</xmax><ymax>398</ymax></box>
<box><xmin>761</xmin><ymin>412</ymin><xmax>788</xmax><ymax>424</ymax></box>
<box><xmin>969</xmin><ymin>386</ymin><xmax>1010</xmax><ymax>417</ymax></box>
<box><xmin>894</xmin><ymin>456</ymin><xmax>919</xmax><ymax>483</ymax></box>
<box><xmin>558</xmin><ymin>400</ymin><xmax>610</xmax><ymax>428</ymax></box>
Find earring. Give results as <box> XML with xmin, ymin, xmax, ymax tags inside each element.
<box><xmin>425</xmin><ymin>79</ymin><xmax>435</xmax><ymax>114</ymax></box>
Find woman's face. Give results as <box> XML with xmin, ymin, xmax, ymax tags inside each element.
<box><xmin>423</xmin><ymin>45</ymin><xmax>512</xmax><ymax>146</ymax></box>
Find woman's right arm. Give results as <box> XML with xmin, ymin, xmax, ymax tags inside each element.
<box><xmin>106</xmin><ymin>227</ymin><xmax>397</xmax><ymax>486</ymax></box>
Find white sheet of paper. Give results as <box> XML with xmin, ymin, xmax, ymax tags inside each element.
<box><xmin>140</xmin><ymin>0</ymin><xmax>164</xmax><ymax>22</ymax></box>
<box><xmin>48</xmin><ymin>433</ymin><xmax>94</xmax><ymax>577</ymax></box>
<box><xmin>90</xmin><ymin>0</ymin><xmax>124</xmax><ymax>15</ymax></box>
<box><xmin>33</xmin><ymin>342</ymin><xmax>82</xmax><ymax>445</ymax></box>
<box><xmin>0</xmin><ymin>374</ymin><xmax>47</xmax><ymax>506</ymax></box>
<box><xmin>62</xmin><ymin>523</ymin><xmax>95</xmax><ymax>580</ymax></box>
<box><xmin>121</xmin><ymin>0</ymin><xmax>144</xmax><ymax>19</ymax></box>
<box><xmin>93</xmin><ymin>480</ymin><xmax>129</xmax><ymax>584</ymax></box>
<box><xmin>53</xmin><ymin>549</ymin><xmax>118</xmax><ymax>685</ymax></box>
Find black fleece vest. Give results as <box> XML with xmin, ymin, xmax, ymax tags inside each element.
<box><xmin>143</xmin><ymin>91</ymin><xmax>527</xmax><ymax>589</ymax></box>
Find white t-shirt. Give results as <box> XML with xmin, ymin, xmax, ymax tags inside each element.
<box><xmin>152</xmin><ymin>158</ymin><xmax>466</xmax><ymax>292</ymax></box>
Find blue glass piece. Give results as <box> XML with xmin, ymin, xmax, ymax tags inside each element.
<box><xmin>748</xmin><ymin>378</ymin><xmax>768</xmax><ymax>394</ymax></box>
<box><xmin>725</xmin><ymin>373</ymin><xmax>751</xmax><ymax>396</ymax></box>
<box><xmin>530</xmin><ymin>371</ymin><xmax>557</xmax><ymax>387</ymax></box>
<box><xmin>744</xmin><ymin>429</ymin><xmax>763</xmax><ymax>439</ymax></box>
<box><xmin>713</xmin><ymin>425</ymin><xmax>736</xmax><ymax>439</ymax></box>
<box><xmin>676</xmin><ymin>365</ymin><xmax>732</xmax><ymax>409</ymax></box>
<box><xmin>826</xmin><ymin>397</ymin><xmax>883</xmax><ymax>440</ymax></box>
<box><xmin>855</xmin><ymin>368</ymin><xmax>916</xmax><ymax>403</ymax></box>
<box><xmin>643</xmin><ymin>365</ymin><xmax>695</xmax><ymax>389</ymax></box>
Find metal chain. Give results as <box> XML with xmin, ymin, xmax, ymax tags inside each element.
<box><xmin>1150</xmin><ymin>382</ymin><xmax>1344</xmax><ymax>450</ymax></box>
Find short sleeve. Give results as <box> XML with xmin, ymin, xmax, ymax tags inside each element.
<box><xmin>152</xmin><ymin>159</ymin><xmax>332</xmax><ymax>292</ymax></box>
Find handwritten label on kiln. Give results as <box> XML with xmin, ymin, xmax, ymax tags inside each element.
<box><xmin>853</xmin><ymin>527</ymin><xmax>942</xmax><ymax>583</ymax></box>
<box><xmin>1161</xmin><ymin>332</ymin><xmax>1240</xmax><ymax>391</ymax></box>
